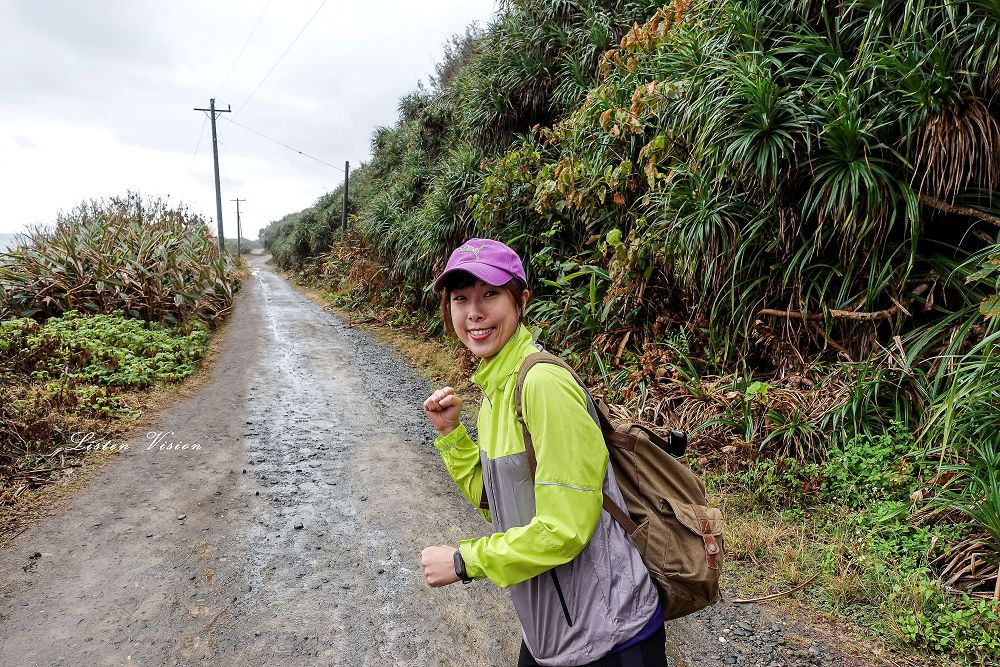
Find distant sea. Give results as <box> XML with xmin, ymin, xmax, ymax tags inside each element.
<box><xmin>0</xmin><ymin>233</ymin><xmax>21</xmax><ymax>253</ymax></box>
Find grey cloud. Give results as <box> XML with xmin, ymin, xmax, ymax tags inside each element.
<box><xmin>0</xmin><ymin>0</ymin><xmax>497</xmax><ymax>235</ymax></box>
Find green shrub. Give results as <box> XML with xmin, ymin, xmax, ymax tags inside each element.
<box><xmin>712</xmin><ymin>422</ymin><xmax>925</xmax><ymax>509</ymax></box>
<box><xmin>824</xmin><ymin>422</ymin><xmax>923</xmax><ymax>507</ymax></box>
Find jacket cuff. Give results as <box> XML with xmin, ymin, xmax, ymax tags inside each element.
<box><xmin>458</xmin><ymin>539</ymin><xmax>485</xmax><ymax>580</ymax></box>
<box><xmin>434</xmin><ymin>423</ymin><xmax>469</xmax><ymax>454</ymax></box>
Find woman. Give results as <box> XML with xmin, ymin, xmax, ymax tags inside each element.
<box><xmin>420</xmin><ymin>239</ymin><xmax>665</xmax><ymax>667</ymax></box>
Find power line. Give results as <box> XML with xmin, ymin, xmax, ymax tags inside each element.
<box><xmin>216</xmin><ymin>0</ymin><xmax>274</xmax><ymax>97</ymax></box>
<box><xmin>222</xmin><ymin>116</ymin><xmax>343</xmax><ymax>171</ymax></box>
<box><xmin>231</xmin><ymin>0</ymin><xmax>329</xmax><ymax>120</ymax></box>
<box><xmin>187</xmin><ymin>114</ymin><xmax>208</xmax><ymax>177</ymax></box>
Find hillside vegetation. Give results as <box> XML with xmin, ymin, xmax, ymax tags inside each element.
<box><xmin>263</xmin><ymin>1</ymin><xmax>999</xmax><ymax>662</ymax></box>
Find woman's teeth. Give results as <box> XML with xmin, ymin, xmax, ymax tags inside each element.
<box><xmin>468</xmin><ymin>327</ymin><xmax>495</xmax><ymax>340</ymax></box>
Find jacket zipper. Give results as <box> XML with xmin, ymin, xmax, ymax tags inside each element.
<box><xmin>549</xmin><ymin>570</ymin><xmax>574</xmax><ymax>627</ymax></box>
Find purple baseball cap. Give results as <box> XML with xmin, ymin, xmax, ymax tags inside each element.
<box><xmin>433</xmin><ymin>238</ymin><xmax>527</xmax><ymax>293</ymax></box>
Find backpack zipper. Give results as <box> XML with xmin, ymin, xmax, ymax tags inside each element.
<box><xmin>549</xmin><ymin>570</ymin><xmax>574</xmax><ymax>627</ymax></box>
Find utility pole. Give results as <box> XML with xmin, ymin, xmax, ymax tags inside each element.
<box><xmin>341</xmin><ymin>160</ymin><xmax>349</xmax><ymax>237</ymax></box>
<box><xmin>231</xmin><ymin>198</ymin><xmax>246</xmax><ymax>256</ymax></box>
<box><xmin>194</xmin><ymin>98</ymin><xmax>231</xmax><ymax>250</ymax></box>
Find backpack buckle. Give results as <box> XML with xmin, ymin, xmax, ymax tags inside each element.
<box><xmin>698</xmin><ymin>515</ymin><xmax>721</xmax><ymax>570</ymax></box>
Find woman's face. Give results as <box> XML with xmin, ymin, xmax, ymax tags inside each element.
<box><xmin>449</xmin><ymin>280</ymin><xmax>528</xmax><ymax>360</ymax></box>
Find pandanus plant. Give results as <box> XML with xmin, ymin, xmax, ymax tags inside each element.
<box><xmin>0</xmin><ymin>192</ymin><xmax>240</xmax><ymax>326</ymax></box>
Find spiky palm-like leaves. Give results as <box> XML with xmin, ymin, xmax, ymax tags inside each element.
<box><xmin>263</xmin><ymin>0</ymin><xmax>999</xmax><ymax>461</ymax></box>
<box><xmin>521</xmin><ymin>0</ymin><xmax>996</xmax><ymax>361</ymax></box>
<box><xmin>936</xmin><ymin>437</ymin><xmax>1000</xmax><ymax>597</ymax></box>
<box><xmin>464</xmin><ymin>0</ymin><xmax>661</xmax><ymax>148</ymax></box>
<box><xmin>0</xmin><ymin>193</ymin><xmax>240</xmax><ymax>325</ymax></box>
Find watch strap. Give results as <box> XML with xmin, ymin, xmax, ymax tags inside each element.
<box><xmin>453</xmin><ymin>548</ymin><xmax>473</xmax><ymax>584</ymax></box>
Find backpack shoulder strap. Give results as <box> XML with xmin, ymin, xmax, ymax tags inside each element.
<box><xmin>514</xmin><ymin>352</ymin><xmax>617</xmax><ymax>447</ymax></box>
<box><xmin>513</xmin><ymin>352</ymin><xmax>563</xmax><ymax>479</ymax></box>
<box><xmin>513</xmin><ymin>353</ymin><xmax>639</xmax><ymax>535</ymax></box>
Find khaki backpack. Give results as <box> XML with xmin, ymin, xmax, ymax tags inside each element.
<box><xmin>514</xmin><ymin>352</ymin><xmax>724</xmax><ymax>621</ymax></box>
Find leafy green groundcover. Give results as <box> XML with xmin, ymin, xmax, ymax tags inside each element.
<box><xmin>713</xmin><ymin>424</ymin><xmax>999</xmax><ymax>663</ymax></box>
<box><xmin>0</xmin><ymin>311</ymin><xmax>211</xmax><ymax>506</ymax></box>
<box><xmin>1</xmin><ymin>311</ymin><xmax>209</xmax><ymax>389</ymax></box>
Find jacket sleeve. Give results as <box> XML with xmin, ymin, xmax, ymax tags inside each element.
<box><xmin>434</xmin><ymin>423</ymin><xmax>491</xmax><ymax>523</ymax></box>
<box><xmin>458</xmin><ymin>364</ymin><xmax>607</xmax><ymax>587</ymax></box>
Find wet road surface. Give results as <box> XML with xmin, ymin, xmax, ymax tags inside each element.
<box><xmin>1</xmin><ymin>257</ymin><xmax>520</xmax><ymax>666</ymax></box>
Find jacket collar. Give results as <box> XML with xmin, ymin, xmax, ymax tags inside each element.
<box><xmin>471</xmin><ymin>324</ymin><xmax>537</xmax><ymax>399</ymax></box>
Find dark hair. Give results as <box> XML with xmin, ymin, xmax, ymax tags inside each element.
<box><xmin>439</xmin><ymin>270</ymin><xmax>530</xmax><ymax>336</ymax></box>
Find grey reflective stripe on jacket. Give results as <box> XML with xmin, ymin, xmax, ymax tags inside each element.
<box><xmin>480</xmin><ymin>387</ymin><xmax>661</xmax><ymax>666</ymax></box>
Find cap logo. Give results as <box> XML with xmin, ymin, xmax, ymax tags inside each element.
<box><xmin>457</xmin><ymin>243</ymin><xmax>487</xmax><ymax>262</ymax></box>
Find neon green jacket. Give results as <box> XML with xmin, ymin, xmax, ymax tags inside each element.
<box><xmin>433</xmin><ymin>324</ymin><xmax>608</xmax><ymax>587</ymax></box>
<box><xmin>434</xmin><ymin>325</ymin><xmax>661</xmax><ymax>665</ymax></box>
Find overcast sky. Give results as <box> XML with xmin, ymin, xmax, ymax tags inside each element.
<box><xmin>0</xmin><ymin>0</ymin><xmax>497</xmax><ymax>239</ymax></box>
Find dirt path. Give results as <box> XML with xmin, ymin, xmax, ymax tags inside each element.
<box><xmin>0</xmin><ymin>257</ymin><xmax>863</xmax><ymax>666</ymax></box>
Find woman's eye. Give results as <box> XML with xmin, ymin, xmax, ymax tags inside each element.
<box><xmin>484</xmin><ymin>290</ymin><xmax>497</xmax><ymax>297</ymax></box>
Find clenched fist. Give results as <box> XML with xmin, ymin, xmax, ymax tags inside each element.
<box><xmin>420</xmin><ymin>544</ymin><xmax>460</xmax><ymax>587</ymax></box>
<box><xmin>423</xmin><ymin>386</ymin><xmax>463</xmax><ymax>437</ymax></box>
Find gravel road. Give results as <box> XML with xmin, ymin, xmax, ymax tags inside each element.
<box><xmin>0</xmin><ymin>257</ymin><xmax>870</xmax><ymax>666</ymax></box>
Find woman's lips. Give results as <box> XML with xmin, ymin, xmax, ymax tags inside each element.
<box><xmin>467</xmin><ymin>326</ymin><xmax>495</xmax><ymax>341</ymax></box>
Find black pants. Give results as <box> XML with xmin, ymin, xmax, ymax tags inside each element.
<box><xmin>516</xmin><ymin>625</ymin><xmax>667</xmax><ymax>667</ymax></box>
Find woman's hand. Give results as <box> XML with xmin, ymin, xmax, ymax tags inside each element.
<box><xmin>423</xmin><ymin>387</ymin><xmax>463</xmax><ymax>437</ymax></box>
<box><xmin>420</xmin><ymin>545</ymin><xmax>461</xmax><ymax>587</ymax></box>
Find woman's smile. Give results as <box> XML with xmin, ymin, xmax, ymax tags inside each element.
<box><xmin>467</xmin><ymin>326</ymin><xmax>496</xmax><ymax>341</ymax></box>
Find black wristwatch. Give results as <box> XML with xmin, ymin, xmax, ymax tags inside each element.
<box><xmin>453</xmin><ymin>549</ymin><xmax>473</xmax><ymax>584</ymax></box>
